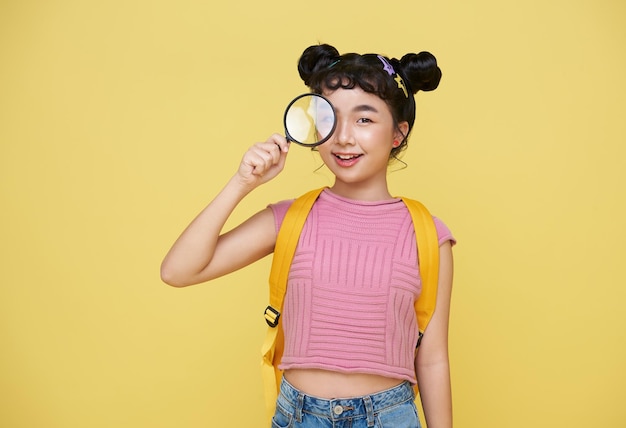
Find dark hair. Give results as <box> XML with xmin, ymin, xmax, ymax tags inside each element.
<box><xmin>297</xmin><ymin>43</ymin><xmax>442</xmax><ymax>158</ymax></box>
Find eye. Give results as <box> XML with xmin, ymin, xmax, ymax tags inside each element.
<box><xmin>357</xmin><ymin>117</ymin><xmax>373</xmax><ymax>124</ymax></box>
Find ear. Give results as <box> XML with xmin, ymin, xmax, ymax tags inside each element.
<box><xmin>394</xmin><ymin>121</ymin><xmax>409</xmax><ymax>143</ymax></box>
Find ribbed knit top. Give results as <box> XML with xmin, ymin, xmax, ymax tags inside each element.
<box><xmin>269</xmin><ymin>189</ymin><xmax>455</xmax><ymax>384</ymax></box>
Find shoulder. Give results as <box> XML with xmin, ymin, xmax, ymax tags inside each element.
<box><xmin>267</xmin><ymin>199</ymin><xmax>295</xmax><ymax>233</ymax></box>
<box><xmin>432</xmin><ymin>216</ymin><xmax>457</xmax><ymax>247</ymax></box>
<box><xmin>400</xmin><ymin>197</ymin><xmax>457</xmax><ymax>246</ymax></box>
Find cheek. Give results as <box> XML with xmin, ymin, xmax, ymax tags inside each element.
<box><xmin>364</xmin><ymin>128</ymin><xmax>395</xmax><ymax>149</ymax></box>
<box><xmin>316</xmin><ymin>145</ymin><xmax>334</xmax><ymax>161</ymax></box>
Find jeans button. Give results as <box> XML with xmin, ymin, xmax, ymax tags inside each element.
<box><xmin>333</xmin><ymin>405</ymin><xmax>343</xmax><ymax>415</ymax></box>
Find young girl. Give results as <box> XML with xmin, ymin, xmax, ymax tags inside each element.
<box><xmin>161</xmin><ymin>43</ymin><xmax>455</xmax><ymax>428</ymax></box>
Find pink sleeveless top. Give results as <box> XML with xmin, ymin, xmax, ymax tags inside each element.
<box><xmin>269</xmin><ymin>189</ymin><xmax>455</xmax><ymax>384</ymax></box>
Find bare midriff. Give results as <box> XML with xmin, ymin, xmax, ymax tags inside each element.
<box><xmin>283</xmin><ymin>369</ymin><xmax>405</xmax><ymax>399</ymax></box>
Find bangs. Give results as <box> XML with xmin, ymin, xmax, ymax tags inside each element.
<box><xmin>311</xmin><ymin>64</ymin><xmax>391</xmax><ymax>101</ymax></box>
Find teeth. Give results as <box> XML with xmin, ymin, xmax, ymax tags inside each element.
<box><xmin>336</xmin><ymin>154</ymin><xmax>359</xmax><ymax>160</ymax></box>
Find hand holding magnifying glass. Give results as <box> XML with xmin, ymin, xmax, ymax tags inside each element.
<box><xmin>283</xmin><ymin>94</ymin><xmax>337</xmax><ymax>147</ymax></box>
<box><xmin>238</xmin><ymin>94</ymin><xmax>334</xmax><ymax>185</ymax></box>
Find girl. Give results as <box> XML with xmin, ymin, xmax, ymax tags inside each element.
<box><xmin>161</xmin><ymin>43</ymin><xmax>455</xmax><ymax>428</ymax></box>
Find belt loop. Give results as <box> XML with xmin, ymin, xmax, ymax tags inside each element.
<box><xmin>295</xmin><ymin>392</ymin><xmax>304</xmax><ymax>423</ymax></box>
<box><xmin>364</xmin><ymin>396</ymin><xmax>375</xmax><ymax>427</ymax></box>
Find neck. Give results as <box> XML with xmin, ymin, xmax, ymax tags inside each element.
<box><xmin>329</xmin><ymin>181</ymin><xmax>393</xmax><ymax>201</ymax></box>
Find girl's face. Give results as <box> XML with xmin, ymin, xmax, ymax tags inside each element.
<box><xmin>319</xmin><ymin>86</ymin><xmax>408</xmax><ymax>200</ymax></box>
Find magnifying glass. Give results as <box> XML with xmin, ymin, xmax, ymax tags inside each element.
<box><xmin>283</xmin><ymin>93</ymin><xmax>337</xmax><ymax>147</ymax></box>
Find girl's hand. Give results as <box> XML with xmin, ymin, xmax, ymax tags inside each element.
<box><xmin>236</xmin><ymin>134</ymin><xmax>290</xmax><ymax>189</ymax></box>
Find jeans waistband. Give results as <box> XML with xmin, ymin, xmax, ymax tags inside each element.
<box><xmin>277</xmin><ymin>377</ymin><xmax>415</xmax><ymax>425</ymax></box>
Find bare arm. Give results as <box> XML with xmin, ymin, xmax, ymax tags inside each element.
<box><xmin>160</xmin><ymin>134</ymin><xmax>290</xmax><ymax>287</ymax></box>
<box><xmin>416</xmin><ymin>240</ymin><xmax>454</xmax><ymax>428</ymax></box>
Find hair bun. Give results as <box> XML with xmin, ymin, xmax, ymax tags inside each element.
<box><xmin>399</xmin><ymin>51</ymin><xmax>442</xmax><ymax>93</ymax></box>
<box><xmin>298</xmin><ymin>44</ymin><xmax>340</xmax><ymax>86</ymax></box>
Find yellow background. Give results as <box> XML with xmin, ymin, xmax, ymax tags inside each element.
<box><xmin>1</xmin><ymin>0</ymin><xmax>625</xmax><ymax>427</ymax></box>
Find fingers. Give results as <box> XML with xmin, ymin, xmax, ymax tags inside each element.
<box><xmin>246</xmin><ymin>143</ymin><xmax>281</xmax><ymax>175</ymax></box>
<box><xmin>267</xmin><ymin>133</ymin><xmax>290</xmax><ymax>153</ymax></box>
<box><xmin>238</xmin><ymin>134</ymin><xmax>290</xmax><ymax>184</ymax></box>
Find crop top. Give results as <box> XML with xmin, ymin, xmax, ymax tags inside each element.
<box><xmin>268</xmin><ymin>189</ymin><xmax>455</xmax><ymax>384</ymax></box>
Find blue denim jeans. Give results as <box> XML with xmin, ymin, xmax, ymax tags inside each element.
<box><xmin>271</xmin><ymin>377</ymin><xmax>421</xmax><ymax>428</ymax></box>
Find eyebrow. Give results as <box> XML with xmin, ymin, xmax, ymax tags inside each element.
<box><xmin>353</xmin><ymin>104</ymin><xmax>379</xmax><ymax>113</ymax></box>
<box><xmin>334</xmin><ymin>104</ymin><xmax>380</xmax><ymax>114</ymax></box>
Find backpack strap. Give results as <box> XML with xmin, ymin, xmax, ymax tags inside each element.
<box><xmin>400</xmin><ymin>198</ymin><xmax>440</xmax><ymax>347</ymax></box>
<box><xmin>260</xmin><ymin>187</ymin><xmax>324</xmax><ymax>423</ymax></box>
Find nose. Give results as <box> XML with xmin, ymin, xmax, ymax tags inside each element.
<box><xmin>332</xmin><ymin>118</ymin><xmax>355</xmax><ymax>146</ymax></box>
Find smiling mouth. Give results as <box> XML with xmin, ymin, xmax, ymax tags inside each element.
<box><xmin>334</xmin><ymin>154</ymin><xmax>362</xmax><ymax>160</ymax></box>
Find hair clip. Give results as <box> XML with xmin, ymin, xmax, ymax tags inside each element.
<box><xmin>378</xmin><ymin>55</ymin><xmax>408</xmax><ymax>98</ymax></box>
<box><xmin>377</xmin><ymin>55</ymin><xmax>395</xmax><ymax>76</ymax></box>
<box><xmin>328</xmin><ymin>59</ymin><xmax>340</xmax><ymax>69</ymax></box>
<box><xmin>394</xmin><ymin>75</ymin><xmax>409</xmax><ymax>98</ymax></box>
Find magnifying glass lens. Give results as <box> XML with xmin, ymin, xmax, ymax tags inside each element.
<box><xmin>284</xmin><ymin>94</ymin><xmax>336</xmax><ymax>147</ymax></box>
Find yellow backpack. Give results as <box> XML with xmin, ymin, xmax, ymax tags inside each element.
<box><xmin>260</xmin><ymin>187</ymin><xmax>440</xmax><ymax>424</ymax></box>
